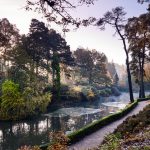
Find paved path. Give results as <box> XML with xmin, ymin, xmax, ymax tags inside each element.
<box><xmin>69</xmin><ymin>100</ymin><xmax>150</xmax><ymax>150</ymax></box>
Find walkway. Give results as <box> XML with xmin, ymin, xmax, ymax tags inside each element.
<box><xmin>69</xmin><ymin>100</ymin><xmax>150</xmax><ymax>150</ymax></box>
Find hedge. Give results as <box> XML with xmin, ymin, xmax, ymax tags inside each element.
<box><xmin>40</xmin><ymin>97</ymin><xmax>149</xmax><ymax>149</ymax></box>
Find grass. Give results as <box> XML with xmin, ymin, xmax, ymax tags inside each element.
<box><xmin>97</xmin><ymin>99</ymin><xmax>150</xmax><ymax>150</ymax></box>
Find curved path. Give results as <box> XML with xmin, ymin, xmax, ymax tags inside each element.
<box><xmin>69</xmin><ymin>100</ymin><xmax>150</xmax><ymax>150</ymax></box>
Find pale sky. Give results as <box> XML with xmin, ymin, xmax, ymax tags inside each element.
<box><xmin>0</xmin><ymin>0</ymin><xmax>149</xmax><ymax>64</ymax></box>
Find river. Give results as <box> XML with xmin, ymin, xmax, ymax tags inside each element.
<box><xmin>0</xmin><ymin>92</ymin><xmax>149</xmax><ymax>150</ymax></box>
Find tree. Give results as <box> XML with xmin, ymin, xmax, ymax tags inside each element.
<box><xmin>107</xmin><ymin>62</ymin><xmax>119</xmax><ymax>85</ymax></box>
<box><xmin>137</xmin><ymin>0</ymin><xmax>150</xmax><ymax>4</ymax></box>
<box><xmin>74</xmin><ymin>48</ymin><xmax>111</xmax><ymax>86</ymax></box>
<box><xmin>0</xmin><ymin>18</ymin><xmax>20</xmax><ymax>65</ymax></box>
<box><xmin>26</xmin><ymin>19</ymin><xmax>74</xmax><ymax>98</ymax></box>
<box><xmin>126</xmin><ymin>8</ymin><xmax>150</xmax><ymax>98</ymax></box>
<box><xmin>48</xmin><ymin>29</ymin><xmax>74</xmax><ymax>99</ymax></box>
<box><xmin>97</xmin><ymin>7</ymin><xmax>134</xmax><ymax>102</ymax></box>
<box><xmin>51</xmin><ymin>52</ymin><xmax>61</xmax><ymax>100</ymax></box>
<box><xmin>25</xmin><ymin>0</ymin><xmax>96</xmax><ymax>32</ymax></box>
<box><xmin>27</xmin><ymin>19</ymin><xmax>50</xmax><ymax>74</ymax></box>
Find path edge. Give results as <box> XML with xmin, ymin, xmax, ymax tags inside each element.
<box><xmin>40</xmin><ymin>97</ymin><xmax>150</xmax><ymax>150</ymax></box>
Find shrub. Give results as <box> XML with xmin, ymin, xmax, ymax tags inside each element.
<box><xmin>0</xmin><ymin>80</ymin><xmax>25</xmax><ymax>120</ymax></box>
<box><xmin>0</xmin><ymin>80</ymin><xmax>51</xmax><ymax>120</ymax></box>
<box><xmin>48</xmin><ymin>131</ymin><xmax>69</xmax><ymax>150</ymax></box>
<box><xmin>99</xmin><ymin>134</ymin><xmax>121</xmax><ymax>150</ymax></box>
<box><xmin>18</xmin><ymin>145</ymin><xmax>41</xmax><ymax>150</ymax></box>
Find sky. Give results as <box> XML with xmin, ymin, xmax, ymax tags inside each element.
<box><xmin>0</xmin><ymin>0</ymin><xmax>149</xmax><ymax>65</ymax></box>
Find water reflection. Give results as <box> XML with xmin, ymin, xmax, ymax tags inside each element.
<box><xmin>0</xmin><ymin>92</ymin><xmax>148</xmax><ymax>150</ymax></box>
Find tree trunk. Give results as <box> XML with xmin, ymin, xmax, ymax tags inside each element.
<box><xmin>141</xmin><ymin>48</ymin><xmax>145</xmax><ymax>98</ymax></box>
<box><xmin>138</xmin><ymin>56</ymin><xmax>142</xmax><ymax>98</ymax></box>
<box><xmin>115</xmin><ymin>24</ymin><xmax>134</xmax><ymax>103</ymax></box>
<box><xmin>126</xmin><ymin>56</ymin><xmax>134</xmax><ymax>102</ymax></box>
<box><xmin>139</xmin><ymin>87</ymin><xmax>142</xmax><ymax>98</ymax></box>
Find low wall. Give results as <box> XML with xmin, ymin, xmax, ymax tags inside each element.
<box><xmin>40</xmin><ymin>97</ymin><xmax>149</xmax><ymax>149</ymax></box>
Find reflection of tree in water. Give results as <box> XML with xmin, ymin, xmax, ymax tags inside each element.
<box><xmin>50</xmin><ymin>115</ymin><xmax>70</xmax><ymax>132</ymax></box>
<box><xmin>0</xmin><ymin>117</ymin><xmax>50</xmax><ymax>150</ymax></box>
<box><xmin>0</xmin><ymin>99</ymin><xmax>125</xmax><ymax>150</ymax></box>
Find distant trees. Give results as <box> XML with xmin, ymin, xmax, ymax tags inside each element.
<box><xmin>107</xmin><ymin>62</ymin><xmax>119</xmax><ymax>86</ymax></box>
<box><xmin>97</xmin><ymin>7</ymin><xmax>134</xmax><ymax>102</ymax></box>
<box><xmin>74</xmin><ymin>48</ymin><xmax>111</xmax><ymax>86</ymax></box>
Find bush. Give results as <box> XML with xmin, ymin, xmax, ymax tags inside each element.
<box><xmin>99</xmin><ymin>134</ymin><xmax>121</xmax><ymax>150</ymax></box>
<box><xmin>48</xmin><ymin>131</ymin><xmax>69</xmax><ymax>150</ymax></box>
<box><xmin>19</xmin><ymin>131</ymin><xmax>68</xmax><ymax>150</ymax></box>
<box><xmin>18</xmin><ymin>146</ymin><xmax>41</xmax><ymax>150</ymax></box>
<box><xmin>0</xmin><ymin>80</ymin><xmax>51</xmax><ymax>120</ymax></box>
<box><xmin>98</xmin><ymin>88</ymin><xmax>112</xmax><ymax>96</ymax></box>
<box><xmin>0</xmin><ymin>80</ymin><xmax>24</xmax><ymax>120</ymax></box>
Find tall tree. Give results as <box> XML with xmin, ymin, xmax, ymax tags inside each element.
<box><xmin>126</xmin><ymin>8</ymin><xmax>150</xmax><ymax>98</ymax></box>
<box><xmin>97</xmin><ymin>7</ymin><xmax>134</xmax><ymax>102</ymax></box>
<box><xmin>27</xmin><ymin>19</ymin><xmax>50</xmax><ymax>74</ymax></box>
<box><xmin>26</xmin><ymin>19</ymin><xmax>73</xmax><ymax>98</ymax></box>
<box><xmin>0</xmin><ymin>18</ymin><xmax>20</xmax><ymax>65</ymax></box>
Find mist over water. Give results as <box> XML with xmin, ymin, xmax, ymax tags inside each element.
<box><xmin>0</xmin><ymin>92</ymin><xmax>149</xmax><ymax>150</ymax></box>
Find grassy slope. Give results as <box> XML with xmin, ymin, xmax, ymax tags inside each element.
<box><xmin>97</xmin><ymin>102</ymin><xmax>150</xmax><ymax>150</ymax></box>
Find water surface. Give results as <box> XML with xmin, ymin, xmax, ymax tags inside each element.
<box><xmin>0</xmin><ymin>92</ymin><xmax>147</xmax><ymax>150</ymax></box>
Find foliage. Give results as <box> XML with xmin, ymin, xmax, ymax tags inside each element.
<box><xmin>7</xmin><ymin>66</ymin><xmax>29</xmax><ymax>92</ymax></box>
<box><xmin>0</xmin><ymin>80</ymin><xmax>51</xmax><ymax>120</ymax></box>
<box><xmin>48</xmin><ymin>131</ymin><xmax>69</xmax><ymax>150</ymax></box>
<box><xmin>126</xmin><ymin>10</ymin><xmax>150</xmax><ymax>98</ymax></box>
<box><xmin>51</xmin><ymin>53</ymin><xmax>61</xmax><ymax>100</ymax></box>
<box><xmin>99</xmin><ymin>134</ymin><xmax>121</xmax><ymax>150</ymax></box>
<box><xmin>0</xmin><ymin>80</ymin><xmax>24</xmax><ymax>120</ymax></box>
<box><xmin>98</xmin><ymin>88</ymin><xmax>112</xmax><ymax>96</ymax></box>
<box><xmin>106</xmin><ymin>62</ymin><xmax>119</xmax><ymax>85</ymax></box>
<box><xmin>25</xmin><ymin>0</ymin><xmax>96</xmax><ymax>31</ymax></box>
<box><xmin>74</xmin><ymin>48</ymin><xmax>111</xmax><ymax>86</ymax></box>
<box><xmin>0</xmin><ymin>18</ymin><xmax>20</xmax><ymax>63</ymax></box>
<box><xmin>18</xmin><ymin>145</ymin><xmax>41</xmax><ymax>150</ymax></box>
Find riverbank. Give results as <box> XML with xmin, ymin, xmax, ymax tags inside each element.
<box><xmin>48</xmin><ymin>85</ymin><xmax>121</xmax><ymax>109</ymax></box>
<box><xmin>98</xmin><ymin>100</ymin><xmax>150</xmax><ymax>150</ymax></box>
<box><xmin>69</xmin><ymin>98</ymin><xmax>150</xmax><ymax>150</ymax></box>
<box><xmin>0</xmin><ymin>93</ymin><xmax>149</xmax><ymax>150</ymax></box>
